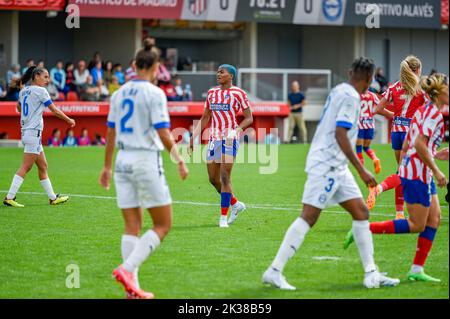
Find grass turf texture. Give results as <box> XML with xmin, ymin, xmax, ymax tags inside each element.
<box><xmin>0</xmin><ymin>144</ymin><xmax>448</xmax><ymax>299</ymax></box>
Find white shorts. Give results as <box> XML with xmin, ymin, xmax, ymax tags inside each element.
<box><xmin>114</xmin><ymin>150</ymin><xmax>172</xmax><ymax>209</ymax></box>
<box><xmin>302</xmin><ymin>167</ymin><xmax>362</xmax><ymax>210</ymax></box>
<box><xmin>22</xmin><ymin>130</ymin><xmax>43</xmax><ymax>155</ymax></box>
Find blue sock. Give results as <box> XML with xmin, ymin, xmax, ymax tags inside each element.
<box><xmin>393</xmin><ymin>219</ymin><xmax>410</xmax><ymax>233</ymax></box>
<box><xmin>419</xmin><ymin>226</ymin><xmax>437</xmax><ymax>241</ymax></box>
<box><xmin>221</xmin><ymin>192</ymin><xmax>232</xmax><ymax>216</ymax></box>
<box><xmin>356</xmin><ymin>145</ymin><xmax>363</xmax><ymax>154</ymax></box>
<box><xmin>363</xmin><ymin>146</ymin><xmax>370</xmax><ymax>152</ymax></box>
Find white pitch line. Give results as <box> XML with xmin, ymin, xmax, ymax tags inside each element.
<box><xmin>1</xmin><ymin>190</ymin><xmax>448</xmax><ymax>221</ymax></box>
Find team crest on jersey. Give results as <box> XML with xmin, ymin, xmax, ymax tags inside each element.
<box><xmin>189</xmin><ymin>0</ymin><xmax>207</xmax><ymax>16</ymax></box>
<box><xmin>319</xmin><ymin>194</ymin><xmax>327</xmax><ymax>203</ymax></box>
<box><xmin>210</xmin><ymin>103</ymin><xmax>230</xmax><ymax>111</ymax></box>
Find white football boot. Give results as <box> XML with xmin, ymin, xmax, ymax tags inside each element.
<box><xmin>219</xmin><ymin>215</ymin><xmax>229</xmax><ymax>228</ymax></box>
<box><xmin>364</xmin><ymin>267</ymin><xmax>400</xmax><ymax>289</ymax></box>
<box><xmin>228</xmin><ymin>201</ymin><xmax>246</xmax><ymax>225</ymax></box>
<box><xmin>262</xmin><ymin>268</ymin><xmax>296</xmax><ymax>291</ymax></box>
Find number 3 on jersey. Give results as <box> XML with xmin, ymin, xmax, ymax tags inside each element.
<box><xmin>120</xmin><ymin>99</ymin><xmax>134</xmax><ymax>133</ymax></box>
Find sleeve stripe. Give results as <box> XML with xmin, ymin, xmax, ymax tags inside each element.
<box><xmin>154</xmin><ymin>122</ymin><xmax>171</xmax><ymax>129</ymax></box>
<box><xmin>336</xmin><ymin>121</ymin><xmax>353</xmax><ymax>129</ymax></box>
<box><xmin>107</xmin><ymin>121</ymin><xmax>116</xmax><ymax>128</ymax></box>
<box><xmin>44</xmin><ymin>99</ymin><xmax>53</xmax><ymax>107</ymax></box>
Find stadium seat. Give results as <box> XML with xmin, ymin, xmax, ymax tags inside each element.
<box><xmin>66</xmin><ymin>92</ymin><xmax>79</xmax><ymax>101</ymax></box>
<box><xmin>58</xmin><ymin>92</ymin><xmax>65</xmax><ymax>101</ymax></box>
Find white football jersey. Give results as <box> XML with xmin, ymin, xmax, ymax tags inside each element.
<box><xmin>107</xmin><ymin>79</ymin><xmax>170</xmax><ymax>151</ymax></box>
<box><xmin>305</xmin><ymin>83</ymin><xmax>361</xmax><ymax>173</ymax></box>
<box><xmin>19</xmin><ymin>85</ymin><xmax>53</xmax><ymax>131</ymax></box>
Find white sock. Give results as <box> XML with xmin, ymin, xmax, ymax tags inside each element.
<box><xmin>121</xmin><ymin>234</ymin><xmax>140</xmax><ymax>289</ymax></box>
<box><xmin>40</xmin><ymin>178</ymin><xmax>57</xmax><ymax>200</ymax></box>
<box><xmin>123</xmin><ymin>230</ymin><xmax>160</xmax><ymax>273</ymax></box>
<box><xmin>271</xmin><ymin>217</ymin><xmax>310</xmax><ymax>273</ymax></box>
<box><xmin>410</xmin><ymin>264</ymin><xmax>423</xmax><ymax>274</ymax></box>
<box><xmin>352</xmin><ymin>220</ymin><xmax>377</xmax><ymax>273</ymax></box>
<box><xmin>377</xmin><ymin>185</ymin><xmax>383</xmax><ymax>193</ymax></box>
<box><xmin>7</xmin><ymin>175</ymin><xmax>24</xmax><ymax>200</ymax></box>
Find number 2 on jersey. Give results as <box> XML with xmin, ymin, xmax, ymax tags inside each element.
<box><xmin>120</xmin><ymin>99</ymin><xmax>134</xmax><ymax>133</ymax></box>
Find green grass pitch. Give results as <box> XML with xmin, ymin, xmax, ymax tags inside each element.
<box><xmin>0</xmin><ymin>144</ymin><xmax>448</xmax><ymax>299</ymax></box>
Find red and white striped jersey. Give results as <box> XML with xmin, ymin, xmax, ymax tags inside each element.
<box><xmin>205</xmin><ymin>86</ymin><xmax>251</xmax><ymax>141</ymax></box>
<box><xmin>383</xmin><ymin>81</ymin><xmax>428</xmax><ymax>133</ymax></box>
<box><xmin>399</xmin><ymin>103</ymin><xmax>445</xmax><ymax>184</ymax></box>
<box><xmin>358</xmin><ymin>91</ymin><xmax>380</xmax><ymax>130</ymax></box>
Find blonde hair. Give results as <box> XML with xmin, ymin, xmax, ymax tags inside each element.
<box><xmin>400</xmin><ymin>55</ymin><xmax>422</xmax><ymax>96</ymax></box>
<box><xmin>420</xmin><ymin>73</ymin><xmax>449</xmax><ymax>103</ymax></box>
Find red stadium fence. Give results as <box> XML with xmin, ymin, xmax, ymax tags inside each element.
<box><xmin>0</xmin><ymin>101</ymin><xmax>290</xmax><ymax>144</ymax></box>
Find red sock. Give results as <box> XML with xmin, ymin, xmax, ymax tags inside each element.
<box><xmin>395</xmin><ymin>184</ymin><xmax>404</xmax><ymax>212</ymax></box>
<box><xmin>413</xmin><ymin>227</ymin><xmax>437</xmax><ymax>267</ymax></box>
<box><xmin>413</xmin><ymin>237</ymin><xmax>433</xmax><ymax>267</ymax></box>
<box><xmin>380</xmin><ymin>174</ymin><xmax>401</xmax><ymax>192</ymax></box>
<box><xmin>357</xmin><ymin>152</ymin><xmax>364</xmax><ymax>165</ymax></box>
<box><xmin>370</xmin><ymin>221</ymin><xmax>396</xmax><ymax>234</ymax></box>
<box><xmin>365</xmin><ymin>149</ymin><xmax>377</xmax><ymax>161</ymax></box>
<box><xmin>221</xmin><ymin>207</ymin><xmax>229</xmax><ymax>217</ymax></box>
<box><xmin>230</xmin><ymin>195</ymin><xmax>238</xmax><ymax>206</ymax></box>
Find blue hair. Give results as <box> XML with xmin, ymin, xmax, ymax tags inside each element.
<box><xmin>219</xmin><ymin>64</ymin><xmax>237</xmax><ymax>82</ymax></box>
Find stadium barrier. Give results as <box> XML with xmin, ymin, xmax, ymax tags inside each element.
<box><xmin>0</xmin><ymin>101</ymin><xmax>290</xmax><ymax>145</ymax></box>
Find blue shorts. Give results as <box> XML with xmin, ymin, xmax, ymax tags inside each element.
<box><xmin>358</xmin><ymin>128</ymin><xmax>375</xmax><ymax>140</ymax></box>
<box><xmin>391</xmin><ymin>132</ymin><xmax>407</xmax><ymax>151</ymax></box>
<box><xmin>401</xmin><ymin>177</ymin><xmax>437</xmax><ymax>208</ymax></box>
<box><xmin>206</xmin><ymin>139</ymin><xmax>239</xmax><ymax>162</ymax></box>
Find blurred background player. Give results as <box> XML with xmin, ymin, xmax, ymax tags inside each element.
<box><xmin>190</xmin><ymin>64</ymin><xmax>253</xmax><ymax>228</ymax></box>
<box><xmin>3</xmin><ymin>66</ymin><xmax>75</xmax><ymax>208</ymax></box>
<box><xmin>356</xmin><ymin>89</ymin><xmax>381</xmax><ymax>173</ymax></box>
<box><xmin>345</xmin><ymin>73</ymin><xmax>449</xmax><ymax>283</ymax></box>
<box><xmin>368</xmin><ymin>56</ymin><xmax>428</xmax><ymax>219</ymax></box>
<box><xmin>262</xmin><ymin>57</ymin><xmax>400</xmax><ymax>290</ymax></box>
<box><xmin>99</xmin><ymin>43</ymin><xmax>188</xmax><ymax>299</ymax></box>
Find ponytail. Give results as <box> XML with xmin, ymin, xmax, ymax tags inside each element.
<box><xmin>400</xmin><ymin>55</ymin><xmax>422</xmax><ymax>96</ymax></box>
<box><xmin>135</xmin><ymin>40</ymin><xmax>159</xmax><ymax>71</ymax></box>
<box><xmin>420</xmin><ymin>73</ymin><xmax>449</xmax><ymax>103</ymax></box>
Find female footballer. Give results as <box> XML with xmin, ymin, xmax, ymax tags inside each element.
<box><xmin>345</xmin><ymin>73</ymin><xmax>448</xmax><ymax>283</ymax></box>
<box><xmin>99</xmin><ymin>43</ymin><xmax>188</xmax><ymax>299</ymax></box>
<box><xmin>356</xmin><ymin>90</ymin><xmax>381</xmax><ymax>173</ymax></box>
<box><xmin>3</xmin><ymin>66</ymin><xmax>75</xmax><ymax>207</ymax></box>
<box><xmin>367</xmin><ymin>56</ymin><xmax>428</xmax><ymax>219</ymax></box>
<box><xmin>190</xmin><ymin>64</ymin><xmax>253</xmax><ymax>228</ymax></box>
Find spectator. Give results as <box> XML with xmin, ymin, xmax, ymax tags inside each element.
<box><xmin>63</xmin><ymin>128</ymin><xmax>78</xmax><ymax>147</ymax></box>
<box><xmin>64</xmin><ymin>62</ymin><xmax>76</xmax><ymax>93</ymax></box>
<box><xmin>375</xmin><ymin>67</ymin><xmax>389</xmax><ymax>93</ymax></box>
<box><xmin>74</xmin><ymin>60</ymin><xmax>90</xmax><ymax>88</ymax></box>
<box><xmin>79</xmin><ymin>75</ymin><xmax>100</xmax><ymax>101</ymax></box>
<box><xmin>93</xmin><ymin>133</ymin><xmax>106</xmax><ymax>146</ymax></box>
<box><xmin>88</xmin><ymin>52</ymin><xmax>102</xmax><ymax>71</ymax></box>
<box><xmin>108</xmin><ymin>75</ymin><xmax>121</xmax><ymax>95</ymax></box>
<box><xmin>174</xmin><ymin>77</ymin><xmax>184</xmax><ymax>101</ymax></box>
<box><xmin>48</xmin><ymin>129</ymin><xmax>62</xmax><ymax>147</ymax></box>
<box><xmin>104</xmin><ymin>61</ymin><xmax>114</xmax><ymax>86</ymax></box>
<box><xmin>37</xmin><ymin>60</ymin><xmax>45</xmax><ymax>68</ymax></box>
<box><xmin>157</xmin><ymin>60</ymin><xmax>171</xmax><ymax>84</ymax></box>
<box><xmin>125</xmin><ymin>59</ymin><xmax>137</xmax><ymax>82</ymax></box>
<box><xmin>50</xmin><ymin>61</ymin><xmax>66</xmax><ymax>92</ymax></box>
<box><xmin>184</xmin><ymin>83</ymin><xmax>193</xmax><ymax>101</ymax></box>
<box><xmin>160</xmin><ymin>82</ymin><xmax>178</xmax><ymax>101</ymax></box>
<box><xmin>96</xmin><ymin>78</ymin><xmax>109</xmax><ymax>101</ymax></box>
<box><xmin>5</xmin><ymin>78</ymin><xmax>20</xmax><ymax>101</ymax></box>
<box><xmin>22</xmin><ymin>59</ymin><xmax>35</xmax><ymax>74</ymax></box>
<box><xmin>91</xmin><ymin>61</ymin><xmax>104</xmax><ymax>85</ymax></box>
<box><xmin>7</xmin><ymin>64</ymin><xmax>21</xmax><ymax>87</ymax></box>
<box><xmin>0</xmin><ymin>81</ymin><xmax>7</xmax><ymax>100</ymax></box>
<box><xmin>287</xmin><ymin>81</ymin><xmax>307</xmax><ymax>144</ymax></box>
<box><xmin>113</xmin><ymin>63</ymin><xmax>125</xmax><ymax>85</ymax></box>
<box><xmin>78</xmin><ymin>128</ymin><xmax>91</xmax><ymax>146</ymax></box>
<box><xmin>46</xmin><ymin>78</ymin><xmax>60</xmax><ymax>101</ymax></box>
